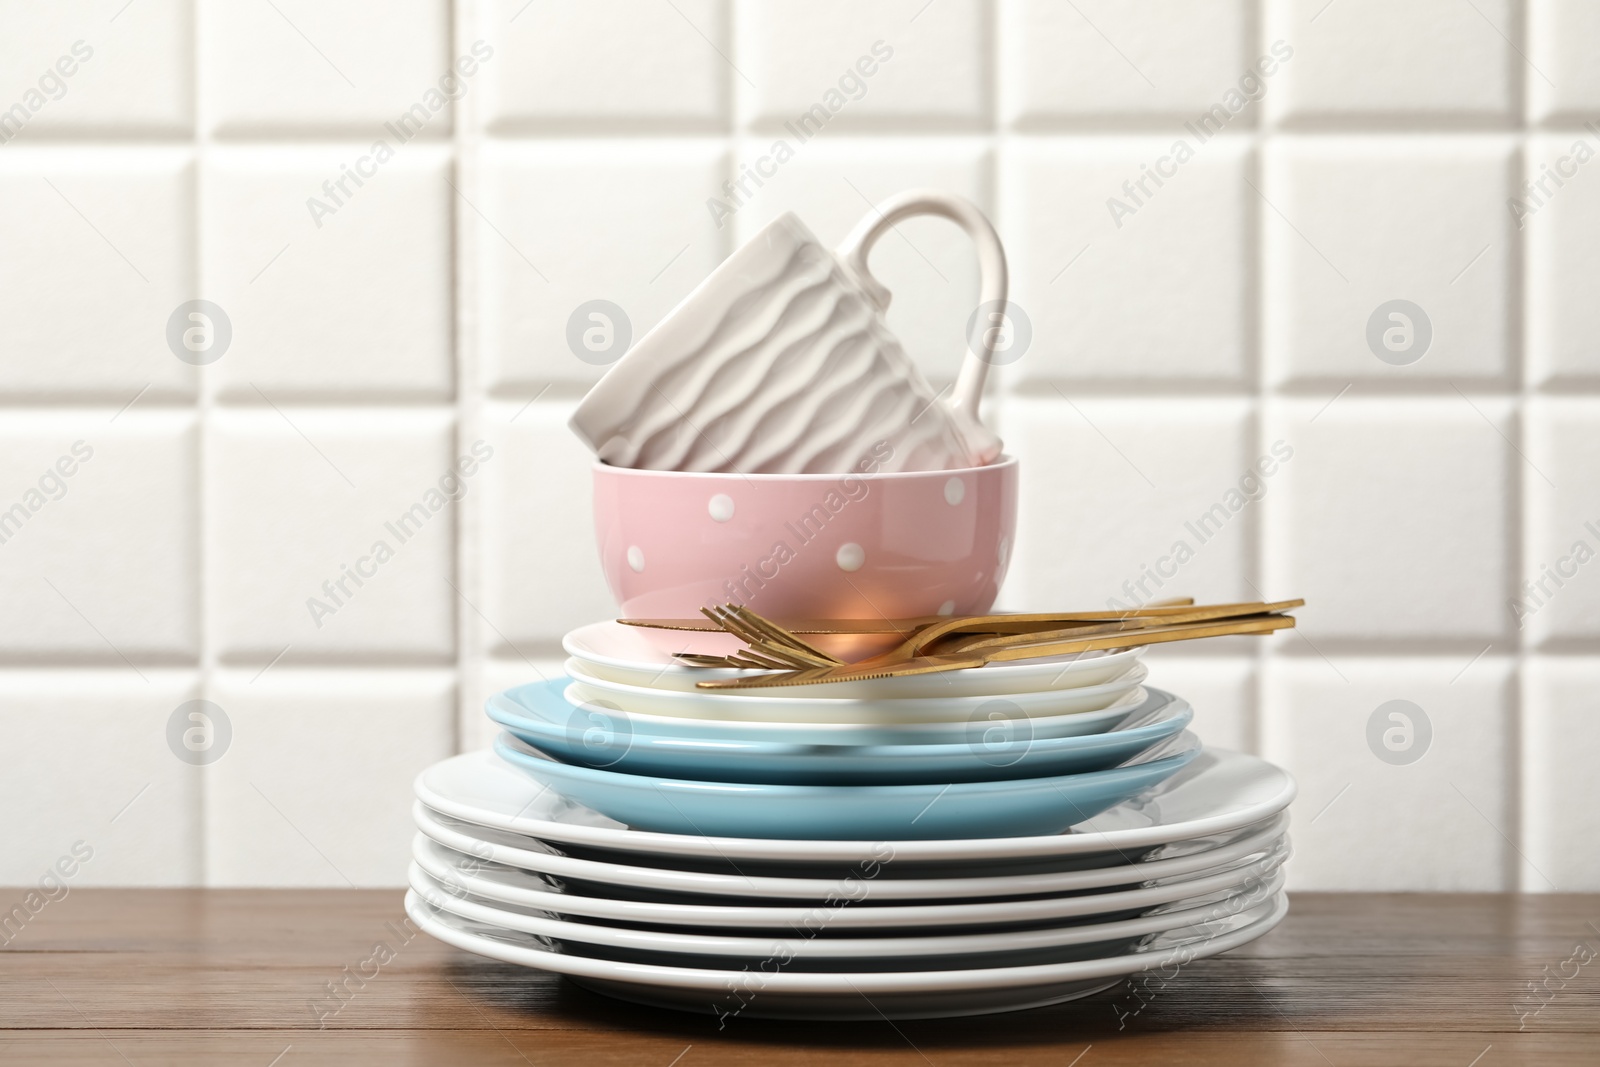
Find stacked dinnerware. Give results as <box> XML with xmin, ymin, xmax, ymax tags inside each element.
<box><xmin>406</xmin><ymin>620</ymin><xmax>1294</xmax><ymax>1020</ymax></box>
<box><xmin>409</xmin><ymin>191</ymin><xmax>1295</xmax><ymax>1019</ymax></box>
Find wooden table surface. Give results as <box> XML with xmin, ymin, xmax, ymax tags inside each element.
<box><xmin>2</xmin><ymin>889</ymin><xmax>1598</xmax><ymax>1065</ymax></box>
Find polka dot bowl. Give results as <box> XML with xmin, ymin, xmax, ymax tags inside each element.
<box><xmin>592</xmin><ymin>456</ymin><xmax>1019</xmax><ymax>623</ymax></box>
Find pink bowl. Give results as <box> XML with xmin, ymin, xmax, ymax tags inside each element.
<box><xmin>592</xmin><ymin>456</ymin><xmax>1019</xmax><ymax>622</ymax></box>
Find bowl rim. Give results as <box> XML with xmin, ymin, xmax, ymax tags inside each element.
<box><xmin>590</xmin><ymin>453</ymin><xmax>1018</xmax><ymax>482</ymax></box>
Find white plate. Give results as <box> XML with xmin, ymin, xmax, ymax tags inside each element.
<box><xmin>406</xmin><ymin>889</ymin><xmax>1289</xmax><ymax>1020</ymax></box>
<box><xmin>411</xmin><ymin>831</ymin><xmax>1289</xmax><ymax>929</ymax></box>
<box><xmin>411</xmin><ymin>863</ymin><xmax>1288</xmax><ymax>964</ymax></box>
<box><xmin>563</xmin><ymin>658</ymin><xmax>1148</xmax><ymax>725</ymax></box>
<box><xmin>414</xmin><ymin>748</ymin><xmax>1297</xmax><ymax>865</ymax></box>
<box><xmin>414</xmin><ymin>803</ymin><xmax>1291</xmax><ymax>907</ymax></box>
<box><xmin>409</xmin><ymin>806</ymin><xmax>1286</xmax><ymax>915</ymax></box>
<box><xmin>563</xmin><ymin>620</ymin><xmax>1147</xmax><ymax>699</ymax></box>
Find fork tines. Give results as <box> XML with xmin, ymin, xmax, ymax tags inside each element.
<box><xmin>697</xmin><ymin>605</ymin><xmax>844</xmax><ymax>669</ymax></box>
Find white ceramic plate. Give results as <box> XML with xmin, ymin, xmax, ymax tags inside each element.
<box><xmin>414</xmin><ymin>803</ymin><xmax>1290</xmax><ymax>906</ymax></box>
<box><xmin>413</xmin><ymin>748</ymin><xmax>1297</xmax><ymax>865</ymax></box>
<box><xmin>417</xmin><ymin>801</ymin><xmax>1287</xmax><ymax>901</ymax></box>
<box><xmin>563</xmin><ymin>658</ymin><xmax>1148</xmax><ymax>725</ymax></box>
<box><xmin>563</xmin><ymin>620</ymin><xmax>1147</xmax><ymax>699</ymax></box>
<box><xmin>411</xmin><ymin>832</ymin><xmax>1286</xmax><ymax>931</ymax></box>
<box><xmin>411</xmin><ymin>832</ymin><xmax>1287</xmax><ymax>934</ymax></box>
<box><xmin>411</xmin><ymin>863</ymin><xmax>1288</xmax><ymax>965</ymax></box>
<box><xmin>406</xmin><ymin>889</ymin><xmax>1289</xmax><ymax>1019</ymax></box>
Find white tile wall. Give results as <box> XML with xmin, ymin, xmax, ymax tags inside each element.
<box><xmin>1004</xmin><ymin>135</ymin><xmax>1255</xmax><ymax>384</ymax></box>
<box><xmin>1</xmin><ymin>0</ymin><xmax>1595</xmax><ymax>891</ymax></box>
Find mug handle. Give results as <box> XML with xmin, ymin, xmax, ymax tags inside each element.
<box><xmin>835</xmin><ymin>189</ymin><xmax>1008</xmax><ymax>423</ymax></box>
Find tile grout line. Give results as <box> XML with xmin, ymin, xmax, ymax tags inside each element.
<box><xmin>1512</xmin><ymin>0</ymin><xmax>1531</xmax><ymax>893</ymax></box>
<box><xmin>1251</xmin><ymin>0</ymin><xmax>1270</xmax><ymax>763</ymax></box>
<box><xmin>452</xmin><ymin>0</ymin><xmax>469</xmax><ymax>758</ymax></box>
<box><xmin>193</xmin><ymin>0</ymin><xmax>212</xmax><ymax>889</ymax></box>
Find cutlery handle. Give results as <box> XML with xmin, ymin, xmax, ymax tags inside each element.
<box><xmin>835</xmin><ymin>190</ymin><xmax>1008</xmax><ymax>424</ymax></box>
<box><xmin>983</xmin><ymin>614</ymin><xmax>1296</xmax><ymax>662</ymax></box>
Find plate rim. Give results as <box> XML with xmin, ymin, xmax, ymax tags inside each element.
<box><xmin>410</xmin><ymin>829</ymin><xmax>1288</xmax><ymax>928</ymax></box>
<box><xmin>404</xmin><ymin>888</ymin><xmax>1290</xmax><ymax>995</ymax></box>
<box><xmin>561</xmin><ymin>658</ymin><xmax>1150</xmax><ymax>717</ymax></box>
<box><xmin>490</xmin><ymin>730</ymin><xmax>1202</xmax><ymax>802</ymax></box>
<box><xmin>413</xmin><ymin>802</ymin><xmax>1291</xmax><ymax>904</ymax></box>
<box><xmin>415</xmin><ymin>813</ymin><xmax>1289</xmax><ymax>902</ymax></box>
<box><xmin>488</xmin><ymin>682</ymin><xmax>1192</xmax><ymax>761</ymax></box>
<box><xmin>496</xmin><ymin>675</ymin><xmax>1157</xmax><ymax>741</ymax></box>
<box><xmin>410</xmin><ymin>861</ymin><xmax>1289</xmax><ymax>959</ymax></box>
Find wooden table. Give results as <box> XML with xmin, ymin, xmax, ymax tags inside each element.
<box><xmin>2</xmin><ymin>890</ymin><xmax>1597</xmax><ymax>1064</ymax></box>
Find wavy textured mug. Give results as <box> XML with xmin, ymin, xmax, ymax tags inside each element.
<box><xmin>569</xmin><ymin>190</ymin><xmax>1009</xmax><ymax>474</ymax></box>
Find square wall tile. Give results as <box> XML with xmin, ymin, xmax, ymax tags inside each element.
<box><xmin>1263</xmin><ymin>0</ymin><xmax>1519</xmax><ymax>124</ymax></box>
<box><xmin>0</xmin><ymin>148</ymin><xmax>195</xmax><ymax>401</ymax></box>
<box><xmin>1263</xmin><ymin>137</ymin><xmax>1517</xmax><ymax>387</ymax></box>
<box><xmin>199</xmin><ymin>0</ymin><xmax>451</xmax><ymax>136</ymax></box>
<box><xmin>1524</xmin><ymin>658</ymin><xmax>1600</xmax><ymax>890</ymax></box>
<box><xmin>207</xmin><ymin>408</ymin><xmax>457</xmax><ymax>665</ymax></box>
<box><xmin>735</xmin><ymin>0</ymin><xmax>988</xmax><ymax>130</ymax></box>
<box><xmin>480</xmin><ymin>400</ymin><xmax>616</xmax><ymax>650</ymax></box>
<box><xmin>728</xmin><ymin>137</ymin><xmax>991</xmax><ymax>387</ymax></box>
<box><xmin>477</xmin><ymin>139</ymin><xmax>726</xmax><ymax>395</ymax></box>
<box><xmin>203</xmin><ymin>145</ymin><xmax>453</xmax><ymax>401</ymax></box>
<box><xmin>1265</xmin><ymin>398</ymin><xmax>1513</xmax><ymax>643</ymax></box>
<box><xmin>1524</xmin><ymin>399</ymin><xmax>1600</xmax><ymax>645</ymax></box>
<box><xmin>204</xmin><ymin>669</ymin><xmax>454</xmax><ymax>886</ymax></box>
<box><xmin>1263</xmin><ymin>657</ymin><xmax>1516</xmax><ymax>891</ymax></box>
<box><xmin>461</xmin><ymin>658</ymin><xmax>566</xmax><ymax>754</ymax></box>
<box><xmin>0</xmin><ymin>671</ymin><xmax>201</xmax><ymax>889</ymax></box>
<box><xmin>479</xmin><ymin>0</ymin><xmax>727</xmax><ymax>131</ymax></box>
<box><xmin>0</xmin><ymin>410</ymin><xmax>197</xmax><ymax>662</ymax></box>
<box><xmin>1141</xmin><ymin>654</ymin><xmax>1257</xmax><ymax>753</ymax></box>
<box><xmin>1003</xmin><ymin>137</ymin><xmax>1254</xmax><ymax>385</ymax></box>
<box><xmin>1000</xmin><ymin>0</ymin><xmax>1256</xmax><ymax>125</ymax></box>
<box><xmin>0</xmin><ymin>0</ymin><xmax>192</xmax><ymax>137</ymax></box>
<box><xmin>1002</xmin><ymin>398</ymin><xmax>1258</xmax><ymax>611</ymax></box>
<box><xmin>1529</xmin><ymin>0</ymin><xmax>1600</xmax><ymax>122</ymax></box>
<box><xmin>1526</xmin><ymin>135</ymin><xmax>1600</xmax><ymax>388</ymax></box>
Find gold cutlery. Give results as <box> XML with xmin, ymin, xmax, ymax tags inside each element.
<box><xmin>670</xmin><ymin>599</ymin><xmax>1301</xmax><ymax>673</ymax></box>
<box><xmin>693</xmin><ymin>612</ymin><xmax>1297</xmax><ymax>690</ymax></box>
<box><xmin>618</xmin><ymin>599</ymin><xmax>1230</xmax><ymax>636</ymax></box>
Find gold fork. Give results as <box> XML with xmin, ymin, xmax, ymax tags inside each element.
<box><xmin>685</xmin><ymin>599</ymin><xmax>1300</xmax><ymax>672</ymax></box>
<box><xmin>694</xmin><ymin>612</ymin><xmax>1297</xmax><ymax>690</ymax></box>
<box><xmin>657</xmin><ymin>598</ymin><xmax>1211</xmax><ymax>669</ymax></box>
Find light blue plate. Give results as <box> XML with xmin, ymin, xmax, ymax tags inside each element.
<box><xmin>491</xmin><ymin>731</ymin><xmax>1202</xmax><ymax>841</ymax></box>
<box><xmin>491</xmin><ymin>677</ymin><xmax>1147</xmax><ymax>747</ymax></box>
<box><xmin>487</xmin><ymin>678</ymin><xmax>1192</xmax><ymax>785</ymax></box>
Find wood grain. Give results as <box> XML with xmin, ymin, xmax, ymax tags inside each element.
<box><xmin>1</xmin><ymin>890</ymin><xmax>1597</xmax><ymax>1064</ymax></box>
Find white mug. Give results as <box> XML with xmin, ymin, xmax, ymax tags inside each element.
<box><xmin>569</xmin><ymin>190</ymin><xmax>1009</xmax><ymax>474</ymax></box>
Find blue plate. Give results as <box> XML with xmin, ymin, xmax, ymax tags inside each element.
<box><xmin>492</xmin><ymin>678</ymin><xmax>1149</xmax><ymax>747</ymax></box>
<box><xmin>487</xmin><ymin>679</ymin><xmax>1192</xmax><ymax>785</ymax></box>
<box><xmin>491</xmin><ymin>732</ymin><xmax>1202</xmax><ymax>840</ymax></box>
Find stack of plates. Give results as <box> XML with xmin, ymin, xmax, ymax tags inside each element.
<box><xmin>407</xmin><ymin>622</ymin><xmax>1296</xmax><ymax>1020</ymax></box>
